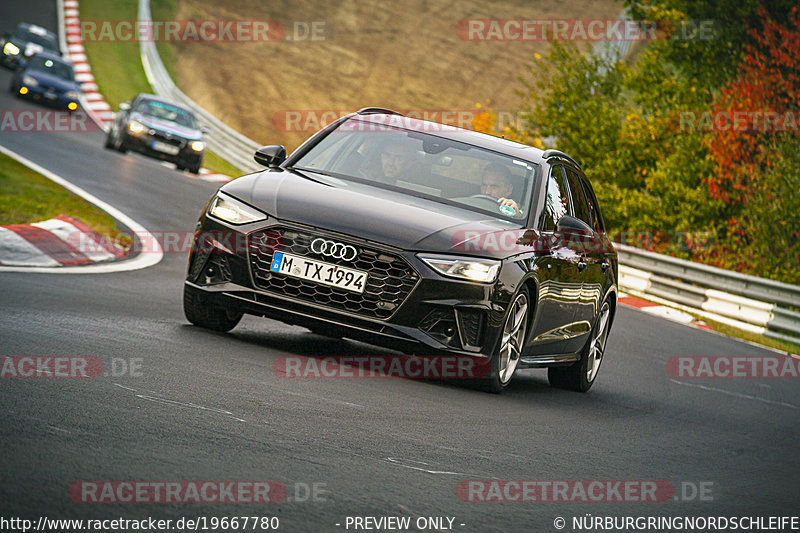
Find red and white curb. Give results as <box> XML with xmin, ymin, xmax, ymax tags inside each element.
<box><xmin>61</xmin><ymin>0</ymin><xmax>114</xmax><ymax>128</ymax></box>
<box><xmin>0</xmin><ymin>144</ymin><xmax>163</xmax><ymax>274</ymax></box>
<box><xmin>59</xmin><ymin>0</ymin><xmax>233</xmax><ymax>183</ymax></box>
<box><xmin>619</xmin><ymin>293</ymin><xmax>713</xmax><ymax>331</ymax></box>
<box><xmin>0</xmin><ymin>215</ymin><xmax>126</xmax><ymax>267</ymax></box>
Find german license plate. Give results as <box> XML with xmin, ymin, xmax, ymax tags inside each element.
<box><xmin>151</xmin><ymin>140</ymin><xmax>180</xmax><ymax>155</ymax></box>
<box><xmin>270</xmin><ymin>252</ymin><xmax>367</xmax><ymax>294</ymax></box>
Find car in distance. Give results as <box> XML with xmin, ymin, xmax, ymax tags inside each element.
<box><xmin>105</xmin><ymin>94</ymin><xmax>206</xmax><ymax>174</ymax></box>
<box><xmin>9</xmin><ymin>52</ymin><xmax>80</xmax><ymax>111</ymax></box>
<box><xmin>1</xmin><ymin>23</ymin><xmax>60</xmax><ymax>70</ymax></box>
<box><xmin>183</xmin><ymin>108</ymin><xmax>618</xmax><ymax>392</ymax></box>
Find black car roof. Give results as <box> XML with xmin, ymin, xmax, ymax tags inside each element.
<box><xmin>351</xmin><ymin>112</ymin><xmax>548</xmax><ymax>164</ymax></box>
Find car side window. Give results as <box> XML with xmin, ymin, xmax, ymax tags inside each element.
<box><xmin>564</xmin><ymin>168</ymin><xmax>593</xmax><ymax>230</ymax></box>
<box><xmin>579</xmin><ymin>176</ymin><xmax>604</xmax><ymax>233</ymax></box>
<box><xmin>540</xmin><ymin>166</ymin><xmax>570</xmax><ymax>231</ymax></box>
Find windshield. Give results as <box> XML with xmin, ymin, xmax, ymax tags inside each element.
<box><xmin>134</xmin><ymin>99</ymin><xmax>198</xmax><ymax>129</ymax></box>
<box><xmin>14</xmin><ymin>27</ymin><xmax>58</xmax><ymax>51</ymax></box>
<box><xmin>293</xmin><ymin>118</ymin><xmax>538</xmax><ymax>221</ymax></box>
<box><xmin>26</xmin><ymin>56</ymin><xmax>73</xmax><ymax>81</ymax></box>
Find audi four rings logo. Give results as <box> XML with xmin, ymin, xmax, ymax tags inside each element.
<box><xmin>310</xmin><ymin>238</ymin><xmax>358</xmax><ymax>261</ymax></box>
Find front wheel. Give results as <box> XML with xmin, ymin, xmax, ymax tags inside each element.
<box><xmin>183</xmin><ymin>286</ymin><xmax>242</xmax><ymax>332</ymax></box>
<box><xmin>477</xmin><ymin>287</ymin><xmax>530</xmax><ymax>393</ymax></box>
<box><xmin>548</xmin><ymin>301</ymin><xmax>611</xmax><ymax>392</ymax></box>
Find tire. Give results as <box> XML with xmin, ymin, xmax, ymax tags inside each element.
<box><xmin>188</xmin><ymin>165</ymin><xmax>200</xmax><ymax>175</ymax></box>
<box><xmin>112</xmin><ymin>129</ymin><xmax>128</xmax><ymax>153</ymax></box>
<box><xmin>548</xmin><ymin>300</ymin><xmax>611</xmax><ymax>392</ymax></box>
<box><xmin>476</xmin><ymin>287</ymin><xmax>530</xmax><ymax>393</ymax></box>
<box><xmin>103</xmin><ymin>131</ymin><xmax>114</xmax><ymax>149</ymax></box>
<box><xmin>183</xmin><ymin>285</ymin><xmax>242</xmax><ymax>333</ymax></box>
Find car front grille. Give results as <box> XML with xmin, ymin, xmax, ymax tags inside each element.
<box><xmin>248</xmin><ymin>227</ymin><xmax>419</xmax><ymax>319</ymax></box>
<box><xmin>149</xmin><ymin>130</ymin><xmax>185</xmax><ymax>147</ymax></box>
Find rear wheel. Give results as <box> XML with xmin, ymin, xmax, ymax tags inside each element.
<box><xmin>183</xmin><ymin>285</ymin><xmax>242</xmax><ymax>332</ymax></box>
<box><xmin>548</xmin><ymin>301</ymin><xmax>611</xmax><ymax>392</ymax></box>
<box><xmin>477</xmin><ymin>287</ymin><xmax>529</xmax><ymax>393</ymax></box>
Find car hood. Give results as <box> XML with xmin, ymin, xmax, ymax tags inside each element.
<box><xmin>130</xmin><ymin>112</ymin><xmax>202</xmax><ymax>140</ymax></box>
<box><xmin>25</xmin><ymin>70</ymin><xmax>77</xmax><ymax>92</ymax></box>
<box><xmin>220</xmin><ymin>169</ymin><xmax>527</xmax><ymax>257</ymax></box>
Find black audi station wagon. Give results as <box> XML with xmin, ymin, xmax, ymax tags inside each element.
<box><xmin>184</xmin><ymin>108</ymin><xmax>618</xmax><ymax>392</ymax></box>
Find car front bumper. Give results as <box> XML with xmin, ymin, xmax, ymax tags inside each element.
<box><xmin>125</xmin><ymin>131</ymin><xmax>203</xmax><ymax>166</ymax></box>
<box><xmin>184</xmin><ymin>217</ymin><xmax>512</xmax><ymax>357</ymax></box>
<box><xmin>16</xmin><ymin>84</ymin><xmax>78</xmax><ymax>110</ymax></box>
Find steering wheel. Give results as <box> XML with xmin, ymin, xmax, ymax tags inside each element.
<box><xmin>470</xmin><ymin>194</ymin><xmax>501</xmax><ymax>202</ymax></box>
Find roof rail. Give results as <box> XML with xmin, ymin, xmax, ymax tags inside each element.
<box><xmin>542</xmin><ymin>149</ymin><xmax>581</xmax><ymax>169</ymax></box>
<box><xmin>356</xmin><ymin>107</ymin><xmax>404</xmax><ymax>116</ymax></box>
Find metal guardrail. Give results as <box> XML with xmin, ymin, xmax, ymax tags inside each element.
<box><xmin>137</xmin><ymin>0</ymin><xmax>262</xmax><ymax>173</ymax></box>
<box><xmin>617</xmin><ymin>243</ymin><xmax>800</xmax><ymax>345</ymax></box>
<box><xmin>134</xmin><ymin>0</ymin><xmax>799</xmax><ymax>347</ymax></box>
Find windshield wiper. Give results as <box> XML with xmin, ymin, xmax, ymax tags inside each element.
<box><xmin>289</xmin><ymin>167</ymin><xmax>338</xmax><ymax>185</ymax></box>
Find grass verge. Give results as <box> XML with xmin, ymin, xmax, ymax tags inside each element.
<box><xmin>79</xmin><ymin>0</ymin><xmax>241</xmax><ymax>177</ymax></box>
<box><xmin>694</xmin><ymin>316</ymin><xmax>800</xmax><ymax>356</ymax></box>
<box><xmin>0</xmin><ymin>152</ymin><xmax>127</xmax><ymax>244</ymax></box>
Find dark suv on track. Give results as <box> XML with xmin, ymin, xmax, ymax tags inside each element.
<box><xmin>184</xmin><ymin>108</ymin><xmax>618</xmax><ymax>392</ymax></box>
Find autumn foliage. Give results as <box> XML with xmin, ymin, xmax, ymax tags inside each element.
<box><xmin>707</xmin><ymin>6</ymin><xmax>800</xmax><ymax>205</ymax></box>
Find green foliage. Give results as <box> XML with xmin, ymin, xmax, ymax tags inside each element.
<box><xmin>739</xmin><ymin>137</ymin><xmax>800</xmax><ymax>284</ymax></box>
<box><xmin>510</xmin><ymin>3</ymin><xmax>798</xmax><ymax>284</ymax></box>
<box><xmin>625</xmin><ymin>0</ymin><xmax>797</xmax><ymax>89</ymax></box>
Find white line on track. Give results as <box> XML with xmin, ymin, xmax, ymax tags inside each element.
<box><xmin>668</xmin><ymin>379</ymin><xmax>797</xmax><ymax>409</ymax></box>
<box><xmin>0</xmin><ymin>144</ymin><xmax>163</xmax><ymax>274</ymax></box>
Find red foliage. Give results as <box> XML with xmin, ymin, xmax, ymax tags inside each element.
<box><xmin>707</xmin><ymin>6</ymin><xmax>800</xmax><ymax>205</ymax></box>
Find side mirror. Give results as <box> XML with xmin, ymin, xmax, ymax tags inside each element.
<box><xmin>556</xmin><ymin>215</ymin><xmax>591</xmax><ymax>233</ymax></box>
<box><xmin>254</xmin><ymin>145</ymin><xmax>286</xmax><ymax>168</ymax></box>
<box><xmin>119</xmin><ymin>102</ymin><xmax>130</xmax><ymax>111</ymax></box>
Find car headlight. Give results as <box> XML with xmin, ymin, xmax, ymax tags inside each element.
<box><xmin>22</xmin><ymin>75</ymin><xmax>38</xmax><ymax>87</ymax></box>
<box><xmin>190</xmin><ymin>140</ymin><xmax>205</xmax><ymax>152</ymax></box>
<box><xmin>65</xmin><ymin>90</ymin><xmax>79</xmax><ymax>100</ymax></box>
<box><xmin>418</xmin><ymin>254</ymin><xmax>501</xmax><ymax>283</ymax></box>
<box><xmin>3</xmin><ymin>42</ymin><xmax>20</xmax><ymax>56</ymax></box>
<box><xmin>128</xmin><ymin>121</ymin><xmax>145</xmax><ymax>134</ymax></box>
<box><xmin>208</xmin><ymin>193</ymin><xmax>267</xmax><ymax>225</ymax></box>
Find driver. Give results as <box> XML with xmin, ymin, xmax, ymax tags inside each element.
<box><xmin>376</xmin><ymin>143</ymin><xmax>416</xmax><ymax>184</ymax></box>
<box><xmin>481</xmin><ymin>163</ymin><xmax>519</xmax><ymax>213</ymax></box>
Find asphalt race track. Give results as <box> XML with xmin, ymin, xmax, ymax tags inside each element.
<box><xmin>1</xmin><ymin>2</ymin><xmax>798</xmax><ymax>531</ymax></box>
